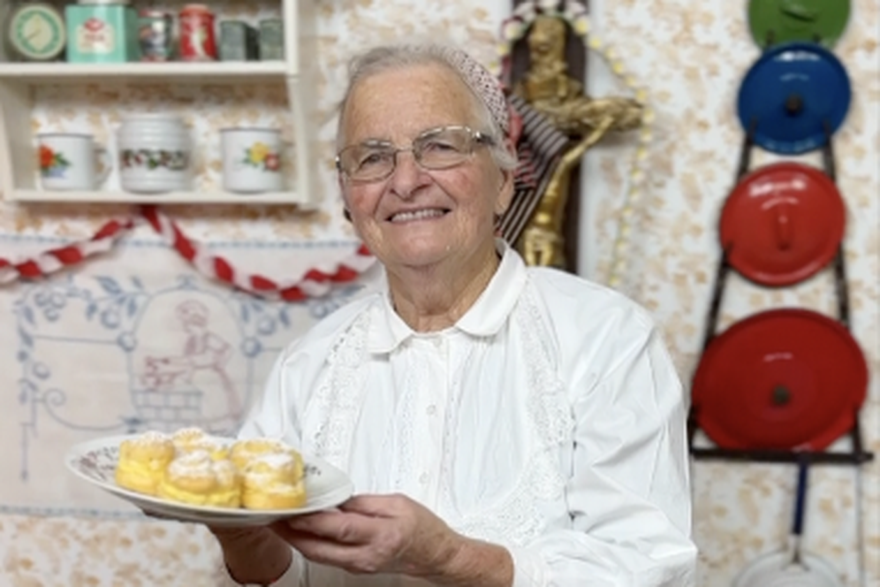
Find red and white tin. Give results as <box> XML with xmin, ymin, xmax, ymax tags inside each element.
<box><xmin>179</xmin><ymin>4</ymin><xmax>217</xmax><ymax>61</ymax></box>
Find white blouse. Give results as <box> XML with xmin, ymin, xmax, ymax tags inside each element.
<box><xmin>231</xmin><ymin>242</ymin><xmax>698</xmax><ymax>586</ymax></box>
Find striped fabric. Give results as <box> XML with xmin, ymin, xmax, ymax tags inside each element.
<box><xmin>498</xmin><ymin>94</ymin><xmax>572</xmax><ymax>245</ymax></box>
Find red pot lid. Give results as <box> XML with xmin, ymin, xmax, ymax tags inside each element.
<box><xmin>692</xmin><ymin>308</ymin><xmax>867</xmax><ymax>451</ymax></box>
<box><xmin>720</xmin><ymin>162</ymin><xmax>845</xmax><ymax>287</ymax></box>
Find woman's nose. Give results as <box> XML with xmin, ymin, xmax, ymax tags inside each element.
<box><xmin>388</xmin><ymin>150</ymin><xmax>429</xmax><ymax>198</ymax></box>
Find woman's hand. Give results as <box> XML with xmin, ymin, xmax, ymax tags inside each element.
<box><xmin>272</xmin><ymin>494</ymin><xmax>461</xmax><ymax>578</ymax></box>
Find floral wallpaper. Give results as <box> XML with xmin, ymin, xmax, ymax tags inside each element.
<box><xmin>0</xmin><ymin>0</ymin><xmax>877</xmax><ymax>585</ymax></box>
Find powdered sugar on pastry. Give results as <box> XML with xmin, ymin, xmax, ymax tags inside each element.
<box><xmin>158</xmin><ymin>449</ymin><xmax>242</xmax><ymax>507</ymax></box>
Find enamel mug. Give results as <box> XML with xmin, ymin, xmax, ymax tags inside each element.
<box><xmin>220</xmin><ymin>127</ymin><xmax>285</xmax><ymax>193</ymax></box>
<box><xmin>37</xmin><ymin>133</ymin><xmax>111</xmax><ymax>190</ymax></box>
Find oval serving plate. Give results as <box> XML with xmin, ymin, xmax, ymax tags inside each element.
<box><xmin>65</xmin><ymin>434</ymin><xmax>354</xmax><ymax>527</ymax></box>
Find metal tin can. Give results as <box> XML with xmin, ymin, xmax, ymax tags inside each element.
<box><xmin>138</xmin><ymin>9</ymin><xmax>174</xmax><ymax>62</ymax></box>
<box><xmin>258</xmin><ymin>18</ymin><xmax>284</xmax><ymax>61</ymax></box>
<box><xmin>219</xmin><ymin>20</ymin><xmax>258</xmax><ymax>61</ymax></box>
<box><xmin>179</xmin><ymin>4</ymin><xmax>217</xmax><ymax>61</ymax></box>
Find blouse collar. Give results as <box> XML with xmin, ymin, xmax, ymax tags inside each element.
<box><xmin>367</xmin><ymin>239</ymin><xmax>528</xmax><ymax>353</ymax></box>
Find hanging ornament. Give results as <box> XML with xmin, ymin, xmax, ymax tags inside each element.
<box><xmin>490</xmin><ymin>0</ymin><xmax>653</xmax><ymax>288</ymax></box>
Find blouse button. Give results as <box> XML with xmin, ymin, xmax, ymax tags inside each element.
<box><xmin>426</xmin><ymin>405</ymin><xmax>437</xmax><ymax>415</ymax></box>
<box><xmin>419</xmin><ymin>473</ymin><xmax>429</xmax><ymax>484</ymax></box>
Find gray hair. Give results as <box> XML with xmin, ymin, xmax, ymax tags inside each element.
<box><xmin>335</xmin><ymin>43</ymin><xmax>518</xmax><ymax>172</ymax></box>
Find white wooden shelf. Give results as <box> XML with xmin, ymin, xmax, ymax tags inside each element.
<box><xmin>0</xmin><ymin>62</ymin><xmax>290</xmax><ymax>84</ymax></box>
<box><xmin>0</xmin><ymin>0</ymin><xmax>321</xmax><ymax>207</ymax></box>
<box><xmin>11</xmin><ymin>189</ymin><xmax>309</xmax><ymax>205</ymax></box>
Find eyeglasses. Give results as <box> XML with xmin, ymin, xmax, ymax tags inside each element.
<box><xmin>335</xmin><ymin>125</ymin><xmax>495</xmax><ymax>183</ymax></box>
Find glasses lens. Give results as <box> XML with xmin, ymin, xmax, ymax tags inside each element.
<box><xmin>415</xmin><ymin>128</ymin><xmax>474</xmax><ymax>169</ymax></box>
<box><xmin>341</xmin><ymin>146</ymin><xmax>395</xmax><ymax>181</ymax></box>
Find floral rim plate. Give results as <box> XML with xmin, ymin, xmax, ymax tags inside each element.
<box><xmin>65</xmin><ymin>434</ymin><xmax>354</xmax><ymax>527</ymax></box>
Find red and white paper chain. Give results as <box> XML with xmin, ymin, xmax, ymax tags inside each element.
<box><xmin>0</xmin><ymin>207</ymin><xmax>376</xmax><ymax>301</ymax></box>
<box><xmin>140</xmin><ymin>206</ymin><xmax>375</xmax><ymax>301</ymax></box>
<box><xmin>0</xmin><ymin>218</ymin><xmax>135</xmax><ymax>285</ymax></box>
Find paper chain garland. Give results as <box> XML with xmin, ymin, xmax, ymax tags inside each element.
<box><xmin>490</xmin><ymin>0</ymin><xmax>654</xmax><ymax>288</ymax></box>
<box><xmin>139</xmin><ymin>206</ymin><xmax>375</xmax><ymax>301</ymax></box>
<box><xmin>0</xmin><ymin>206</ymin><xmax>376</xmax><ymax>301</ymax></box>
<box><xmin>0</xmin><ymin>218</ymin><xmax>136</xmax><ymax>285</ymax></box>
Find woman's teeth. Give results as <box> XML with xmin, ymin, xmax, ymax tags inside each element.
<box><xmin>390</xmin><ymin>209</ymin><xmax>445</xmax><ymax>222</ymax></box>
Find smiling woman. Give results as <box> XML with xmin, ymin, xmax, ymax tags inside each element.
<box><xmin>205</xmin><ymin>41</ymin><xmax>698</xmax><ymax>587</ymax></box>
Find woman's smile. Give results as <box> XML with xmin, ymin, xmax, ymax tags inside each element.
<box><xmin>387</xmin><ymin>207</ymin><xmax>451</xmax><ymax>223</ymax></box>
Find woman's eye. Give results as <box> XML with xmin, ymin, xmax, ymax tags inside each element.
<box><xmin>422</xmin><ymin>140</ymin><xmax>457</xmax><ymax>153</ymax></box>
<box><xmin>359</xmin><ymin>152</ymin><xmax>388</xmax><ymax>167</ymax></box>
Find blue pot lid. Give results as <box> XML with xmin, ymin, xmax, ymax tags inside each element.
<box><xmin>737</xmin><ymin>41</ymin><xmax>851</xmax><ymax>155</ymax></box>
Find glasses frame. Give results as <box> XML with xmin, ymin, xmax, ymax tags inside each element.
<box><xmin>335</xmin><ymin>125</ymin><xmax>495</xmax><ymax>183</ymax></box>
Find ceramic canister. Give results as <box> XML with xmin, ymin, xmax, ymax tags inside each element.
<box><xmin>66</xmin><ymin>0</ymin><xmax>139</xmax><ymax>63</ymax></box>
<box><xmin>118</xmin><ymin>113</ymin><xmax>191</xmax><ymax>193</ymax></box>
<box><xmin>220</xmin><ymin>127</ymin><xmax>284</xmax><ymax>193</ymax></box>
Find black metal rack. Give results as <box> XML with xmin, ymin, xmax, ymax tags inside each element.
<box><xmin>687</xmin><ymin>115</ymin><xmax>874</xmax><ymax>467</ymax></box>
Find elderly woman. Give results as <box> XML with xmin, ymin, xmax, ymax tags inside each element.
<box><xmin>213</xmin><ymin>41</ymin><xmax>697</xmax><ymax>586</ymax></box>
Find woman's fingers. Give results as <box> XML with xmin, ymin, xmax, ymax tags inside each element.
<box><xmin>339</xmin><ymin>494</ymin><xmax>406</xmax><ymax>518</ymax></box>
<box><xmin>278</xmin><ymin>511</ymin><xmax>382</xmax><ymax>545</ymax></box>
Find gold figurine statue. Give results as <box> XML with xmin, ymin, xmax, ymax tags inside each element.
<box><xmin>513</xmin><ymin>14</ymin><xmax>643</xmax><ymax>269</ymax></box>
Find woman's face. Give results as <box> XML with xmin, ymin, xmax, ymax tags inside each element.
<box><xmin>338</xmin><ymin>63</ymin><xmax>514</xmax><ymax>272</ymax></box>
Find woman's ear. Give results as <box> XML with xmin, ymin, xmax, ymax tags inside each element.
<box><xmin>495</xmin><ymin>140</ymin><xmax>517</xmax><ymax>216</ymax></box>
<box><xmin>338</xmin><ymin>173</ymin><xmax>353</xmax><ymax>223</ymax></box>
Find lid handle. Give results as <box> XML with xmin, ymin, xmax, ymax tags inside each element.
<box><xmin>773</xmin><ymin>202</ymin><xmax>793</xmax><ymax>250</ymax></box>
<box><xmin>785</xmin><ymin>94</ymin><xmax>803</xmax><ymax>115</ymax></box>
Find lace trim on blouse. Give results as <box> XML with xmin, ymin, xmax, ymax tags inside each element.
<box><xmin>454</xmin><ymin>284</ymin><xmax>572</xmax><ymax>547</ymax></box>
<box><xmin>310</xmin><ymin>309</ymin><xmax>371</xmax><ymax>472</ymax></box>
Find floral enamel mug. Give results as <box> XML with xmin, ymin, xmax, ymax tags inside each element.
<box><xmin>37</xmin><ymin>133</ymin><xmax>111</xmax><ymax>191</ymax></box>
<box><xmin>220</xmin><ymin>128</ymin><xmax>285</xmax><ymax>193</ymax></box>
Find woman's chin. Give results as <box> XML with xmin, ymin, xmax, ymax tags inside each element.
<box><xmin>385</xmin><ymin>241</ymin><xmax>456</xmax><ymax>269</ymax></box>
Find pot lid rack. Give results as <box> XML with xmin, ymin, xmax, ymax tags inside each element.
<box><xmin>687</xmin><ymin>37</ymin><xmax>873</xmax><ymax>467</ymax></box>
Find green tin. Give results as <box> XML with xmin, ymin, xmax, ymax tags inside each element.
<box><xmin>258</xmin><ymin>19</ymin><xmax>284</xmax><ymax>61</ymax></box>
<box><xmin>65</xmin><ymin>2</ymin><xmax>139</xmax><ymax>63</ymax></box>
<box><xmin>219</xmin><ymin>20</ymin><xmax>258</xmax><ymax>61</ymax></box>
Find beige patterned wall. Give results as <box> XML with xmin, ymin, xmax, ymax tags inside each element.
<box><xmin>0</xmin><ymin>0</ymin><xmax>877</xmax><ymax>585</ymax></box>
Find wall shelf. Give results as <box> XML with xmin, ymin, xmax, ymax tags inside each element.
<box><xmin>0</xmin><ymin>61</ymin><xmax>290</xmax><ymax>84</ymax></box>
<box><xmin>0</xmin><ymin>0</ymin><xmax>320</xmax><ymax>208</ymax></box>
<box><xmin>10</xmin><ymin>189</ymin><xmax>309</xmax><ymax>206</ymax></box>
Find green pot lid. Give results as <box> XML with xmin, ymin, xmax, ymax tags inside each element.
<box><xmin>748</xmin><ymin>0</ymin><xmax>851</xmax><ymax>49</ymax></box>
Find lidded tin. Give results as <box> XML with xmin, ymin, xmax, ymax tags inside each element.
<box><xmin>65</xmin><ymin>0</ymin><xmax>139</xmax><ymax>63</ymax></box>
<box><xmin>138</xmin><ymin>9</ymin><xmax>174</xmax><ymax>61</ymax></box>
<box><xmin>258</xmin><ymin>18</ymin><xmax>284</xmax><ymax>61</ymax></box>
<box><xmin>219</xmin><ymin>20</ymin><xmax>258</xmax><ymax>61</ymax></box>
<box><xmin>179</xmin><ymin>4</ymin><xmax>217</xmax><ymax>61</ymax></box>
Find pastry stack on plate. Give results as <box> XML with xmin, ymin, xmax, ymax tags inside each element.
<box><xmin>114</xmin><ymin>428</ymin><xmax>307</xmax><ymax>510</ymax></box>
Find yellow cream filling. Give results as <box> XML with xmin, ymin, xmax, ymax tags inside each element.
<box><xmin>157</xmin><ymin>480</ymin><xmax>241</xmax><ymax>508</ymax></box>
